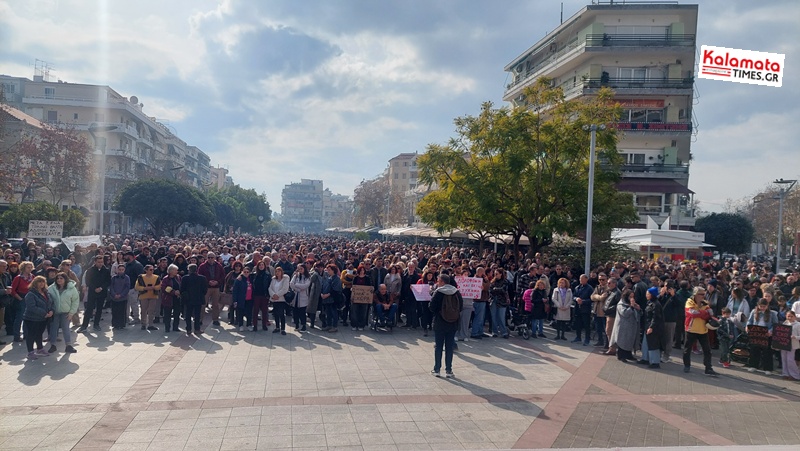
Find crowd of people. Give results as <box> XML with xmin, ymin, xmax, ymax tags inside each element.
<box><xmin>1</xmin><ymin>233</ymin><xmax>799</xmax><ymax>381</ymax></box>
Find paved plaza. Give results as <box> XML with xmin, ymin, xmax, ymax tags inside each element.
<box><xmin>1</xmin><ymin>315</ymin><xmax>799</xmax><ymax>450</ymax></box>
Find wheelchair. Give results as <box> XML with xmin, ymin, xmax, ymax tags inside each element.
<box><xmin>371</xmin><ymin>303</ymin><xmax>396</xmax><ymax>331</ymax></box>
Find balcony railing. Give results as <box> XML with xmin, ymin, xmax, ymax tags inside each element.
<box><xmin>105</xmin><ymin>169</ymin><xmax>137</xmax><ymax>181</ymax></box>
<box><xmin>615</xmin><ymin>122</ymin><xmax>692</xmax><ymax>132</ymax></box>
<box><xmin>621</xmin><ymin>163</ymin><xmax>689</xmax><ymax>174</ymax></box>
<box><xmin>586</xmin><ymin>34</ymin><xmax>696</xmax><ymax>47</ymax></box>
<box><xmin>584</xmin><ymin>77</ymin><xmax>693</xmax><ymax>89</ymax></box>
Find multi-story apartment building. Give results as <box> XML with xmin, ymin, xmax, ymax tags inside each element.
<box><xmin>387</xmin><ymin>152</ymin><xmax>418</xmax><ymax>194</ymax></box>
<box><xmin>209</xmin><ymin>166</ymin><xmax>232</xmax><ymax>190</ymax></box>
<box><xmin>502</xmin><ymin>1</ymin><xmax>698</xmax><ymax>229</ymax></box>
<box><xmin>322</xmin><ymin>188</ymin><xmax>353</xmax><ymax>228</ymax></box>
<box><xmin>281</xmin><ymin>179</ymin><xmax>324</xmax><ymax>233</ymax></box>
<box><xmin>0</xmin><ymin>74</ymin><xmax>214</xmax><ymax>233</ymax></box>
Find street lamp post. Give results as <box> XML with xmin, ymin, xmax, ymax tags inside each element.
<box><xmin>88</xmin><ymin>123</ymin><xmax>118</xmax><ymax>237</ymax></box>
<box><xmin>773</xmin><ymin>178</ymin><xmax>796</xmax><ymax>274</ymax></box>
<box><xmin>582</xmin><ymin>124</ymin><xmax>605</xmax><ymax>276</ymax></box>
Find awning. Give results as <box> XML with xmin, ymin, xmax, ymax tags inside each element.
<box><xmin>616</xmin><ymin>178</ymin><xmax>694</xmax><ymax>194</ymax></box>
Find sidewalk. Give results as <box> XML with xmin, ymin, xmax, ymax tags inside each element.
<box><xmin>0</xmin><ymin>315</ymin><xmax>798</xmax><ymax>450</ymax></box>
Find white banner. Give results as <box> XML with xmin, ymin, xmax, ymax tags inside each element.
<box><xmin>28</xmin><ymin>220</ymin><xmax>63</xmax><ymax>238</ymax></box>
<box><xmin>454</xmin><ymin>276</ymin><xmax>483</xmax><ymax>299</ymax></box>
<box><xmin>61</xmin><ymin>235</ymin><xmax>102</xmax><ymax>252</ymax></box>
<box><xmin>411</xmin><ymin>284</ymin><xmax>431</xmax><ymax>301</ymax></box>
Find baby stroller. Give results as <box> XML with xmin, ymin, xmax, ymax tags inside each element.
<box><xmin>507</xmin><ymin>302</ymin><xmax>532</xmax><ymax>340</ymax></box>
<box><xmin>730</xmin><ymin>332</ymin><xmax>750</xmax><ymax>364</ymax></box>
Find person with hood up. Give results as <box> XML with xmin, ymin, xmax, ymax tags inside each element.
<box><xmin>429</xmin><ymin>274</ymin><xmax>463</xmax><ymax>378</ymax></box>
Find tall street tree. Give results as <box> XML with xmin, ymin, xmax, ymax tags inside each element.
<box><xmin>115</xmin><ymin>178</ymin><xmax>215</xmax><ymax>235</ymax></box>
<box><xmin>16</xmin><ymin>123</ymin><xmax>93</xmax><ymax>206</ymax></box>
<box><xmin>353</xmin><ymin>176</ymin><xmax>389</xmax><ymax>228</ymax></box>
<box><xmin>417</xmin><ymin>77</ymin><xmax>637</xmax><ymax>256</ymax></box>
<box><xmin>694</xmin><ymin>212</ymin><xmax>755</xmax><ymax>255</ymax></box>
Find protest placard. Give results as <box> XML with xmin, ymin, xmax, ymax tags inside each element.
<box><xmin>748</xmin><ymin>325</ymin><xmax>770</xmax><ymax>348</ymax></box>
<box><xmin>771</xmin><ymin>324</ymin><xmax>792</xmax><ymax>351</ymax></box>
<box><xmin>351</xmin><ymin>285</ymin><xmax>374</xmax><ymax>304</ymax></box>
<box><xmin>454</xmin><ymin>276</ymin><xmax>483</xmax><ymax>299</ymax></box>
<box><xmin>410</xmin><ymin>284</ymin><xmax>431</xmax><ymax>301</ymax></box>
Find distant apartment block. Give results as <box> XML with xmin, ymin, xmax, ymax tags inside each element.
<box><xmin>281</xmin><ymin>179</ymin><xmax>324</xmax><ymax>233</ymax></box>
<box><xmin>0</xmin><ymin>73</ymin><xmax>222</xmax><ymax>233</ymax></box>
<box><xmin>502</xmin><ymin>1</ymin><xmax>698</xmax><ymax>229</ymax></box>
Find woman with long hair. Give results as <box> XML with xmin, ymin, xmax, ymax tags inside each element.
<box><xmin>269</xmin><ymin>266</ymin><xmax>290</xmax><ymax>335</ymax></box>
<box><xmin>290</xmin><ymin>263</ymin><xmax>311</xmax><ymax>331</ymax></box>
<box><xmin>47</xmin><ymin>272</ymin><xmax>79</xmax><ymax>354</ymax></box>
<box><xmin>23</xmin><ymin>276</ymin><xmax>53</xmax><ymax>360</ymax></box>
<box><xmin>489</xmin><ymin>269</ymin><xmax>510</xmax><ymax>339</ymax></box>
<box><xmin>224</xmin><ymin>261</ymin><xmax>243</xmax><ymax>324</ymax></box>
<box><xmin>417</xmin><ymin>269</ymin><xmax>437</xmax><ymax>337</ymax></box>
<box><xmin>530</xmin><ymin>279</ymin><xmax>550</xmax><ymax>338</ymax></box>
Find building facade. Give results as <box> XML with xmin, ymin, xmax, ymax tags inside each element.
<box><xmin>0</xmin><ymin>74</ymin><xmax>217</xmax><ymax>233</ymax></box>
<box><xmin>322</xmin><ymin>188</ymin><xmax>353</xmax><ymax>228</ymax></box>
<box><xmin>503</xmin><ymin>1</ymin><xmax>698</xmax><ymax>229</ymax></box>
<box><xmin>387</xmin><ymin>152</ymin><xmax>418</xmax><ymax>194</ymax></box>
<box><xmin>281</xmin><ymin>179</ymin><xmax>324</xmax><ymax>233</ymax></box>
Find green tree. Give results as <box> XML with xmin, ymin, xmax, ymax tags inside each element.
<box><xmin>694</xmin><ymin>212</ymin><xmax>754</xmax><ymax>254</ymax></box>
<box><xmin>0</xmin><ymin>201</ymin><xmax>86</xmax><ymax>236</ymax></box>
<box><xmin>353</xmin><ymin>176</ymin><xmax>389</xmax><ymax>228</ymax></box>
<box><xmin>115</xmin><ymin>179</ymin><xmax>215</xmax><ymax>235</ymax></box>
<box><xmin>207</xmin><ymin>185</ymin><xmax>271</xmax><ymax>233</ymax></box>
<box><xmin>417</xmin><ymin>78</ymin><xmax>637</xmax><ymax>257</ymax></box>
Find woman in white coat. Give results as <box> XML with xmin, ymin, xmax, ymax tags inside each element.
<box><xmin>269</xmin><ymin>266</ymin><xmax>290</xmax><ymax>335</ymax></box>
<box><xmin>289</xmin><ymin>264</ymin><xmax>311</xmax><ymax>332</ymax></box>
<box><xmin>551</xmin><ymin>278</ymin><xmax>573</xmax><ymax>340</ymax></box>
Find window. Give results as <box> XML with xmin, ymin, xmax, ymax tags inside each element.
<box><xmin>94</xmin><ymin>113</ymin><xmax>105</xmax><ymax>122</ymax></box>
<box><xmin>403</xmin><ymin>161</ymin><xmax>408</xmax><ymax>166</ymax></box>
<box><xmin>621</xmin><ymin>153</ymin><xmax>646</xmax><ymax>165</ymax></box>
<box><xmin>618</xmin><ymin>68</ymin><xmax>646</xmax><ymax>80</ymax></box>
<box><xmin>621</xmin><ymin>108</ymin><xmax>664</xmax><ymax>122</ymax></box>
<box><xmin>46</xmin><ymin>110</ymin><xmax>58</xmax><ymax>123</ymax></box>
<box><xmin>394</xmin><ymin>173</ymin><xmax>399</xmax><ymax>179</ymax></box>
<box><xmin>2</xmin><ymin>83</ymin><xmax>15</xmax><ymax>94</ymax></box>
<box><xmin>44</xmin><ymin>87</ymin><xmax>55</xmax><ymax>99</ymax></box>
<box><xmin>402</xmin><ymin>173</ymin><xmax>406</xmax><ymax>179</ymax></box>
<box><xmin>73</xmin><ymin>113</ymin><xmax>78</xmax><ymax>120</ymax></box>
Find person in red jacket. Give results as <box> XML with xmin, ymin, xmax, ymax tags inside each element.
<box><xmin>683</xmin><ymin>287</ymin><xmax>718</xmax><ymax>377</ymax></box>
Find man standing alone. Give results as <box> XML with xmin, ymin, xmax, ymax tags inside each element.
<box><xmin>180</xmin><ymin>264</ymin><xmax>208</xmax><ymax>336</ymax></box>
<box><xmin>430</xmin><ymin>274</ymin><xmax>463</xmax><ymax>379</ymax></box>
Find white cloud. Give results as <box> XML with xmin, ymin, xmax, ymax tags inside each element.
<box><xmin>689</xmin><ymin>110</ymin><xmax>800</xmax><ymax>210</ymax></box>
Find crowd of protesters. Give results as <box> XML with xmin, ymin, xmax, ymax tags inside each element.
<box><xmin>0</xmin><ymin>233</ymin><xmax>798</xmax><ymax>381</ymax></box>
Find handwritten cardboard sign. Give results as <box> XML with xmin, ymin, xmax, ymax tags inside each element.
<box><xmin>748</xmin><ymin>325</ymin><xmax>770</xmax><ymax>348</ymax></box>
<box><xmin>411</xmin><ymin>284</ymin><xmax>431</xmax><ymax>301</ymax></box>
<box><xmin>454</xmin><ymin>276</ymin><xmax>483</xmax><ymax>299</ymax></box>
<box><xmin>351</xmin><ymin>285</ymin><xmax>374</xmax><ymax>304</ymax></box>
<box><xmin>771</xmin><ymin>324</ymin><xmax>792</xmax><ymax>351</ymax></box>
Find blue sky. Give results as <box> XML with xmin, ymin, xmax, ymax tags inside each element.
<box><xmin>1</xmin><ymin>0</ymin><xmax>798</xmax><ymax>214</ymax></box>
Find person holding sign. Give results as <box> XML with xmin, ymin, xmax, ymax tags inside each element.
<box><xmin>778</xmin><ymin>310</ymin><xmax>800</xmax><ymax>380</ymax></box>
<box><xmin>746</xmin><ymin>298</ymin><xmax>779</xmax><ymax>375</ymax></box>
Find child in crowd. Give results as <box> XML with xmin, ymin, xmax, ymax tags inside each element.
<box><xmin>718</xmin><ymin>307</ymin><xmax>734</xmax><ymax>368</ymax></box>
<box><xmin>780</xmin><ymin>310</ymin><xmax>800</xmax><ymax>381</ymax></box>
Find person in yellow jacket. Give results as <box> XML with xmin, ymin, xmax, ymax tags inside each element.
<box><xmin>135</xmin><ymin>265</ymin><xmax>161</xmax><ymax>331</ymax></box>
<box><xmin>683</xmin><ymin>287</ymin><xmax>718</xmax><ymax>376</ymax></box>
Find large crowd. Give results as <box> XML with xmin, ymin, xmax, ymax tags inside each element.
<box><xmin>1</xmin><ymin>233</ymin><xmax>799</xmax><ymax>381</ymax></box>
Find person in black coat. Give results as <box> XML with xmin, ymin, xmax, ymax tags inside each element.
<box><xmin>429</xmin><ymin>274</ymin><xmax>463</xmax><ymax>378</ymax></box>
<box><xmin>180</xmin><ymin>264</ymin><xmax>207</xmax><ymax>335</ymax></box>
<box><xmin>658</xmin><ymin>282</ymin><xmax>680</xmax><ymax>360</ymax></box>
<box><xmin>640</xmin><ymin>287</ymin><xmax>666</xmax><ymax>368</ymax></box>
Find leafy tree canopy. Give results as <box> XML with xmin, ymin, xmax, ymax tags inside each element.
<box><xmin>694</xmin><ymin>212</ymin><xmax>754</xmax><ymax>254</ymax></box>
<box><xmin>0</xmin><ymin>201</ymin><xmax>86</xmax><ymax>237</ymax></box>
<box><xmin>207</xmin><ymin>185</ymin><xmax>271</xmax><ymax>233</ymax></box>
<box><xmin>417</xmin><ymin>77</ymin><xmax>637</xmax><ymax>257</ymax></box>
<box><xmin>114</xmin><ymin>178</ymin><xmax>215</xmax><ymax>235</ymax></box>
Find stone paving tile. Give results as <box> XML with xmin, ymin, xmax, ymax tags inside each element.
<box><xmin>656</xmin><ymin>401</ymin><xmax>800</xmax><ymax>445</ymax></box>
<box><xmin>551</xmin><ymin>402</ymin><xmax>701</xmax><ymax>448</ymax></box>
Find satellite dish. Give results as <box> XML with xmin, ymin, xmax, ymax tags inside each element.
<box><xmin>130</xmin><ymin>95</ymin><xmax>139</xmax><ymax>104</ymax></box>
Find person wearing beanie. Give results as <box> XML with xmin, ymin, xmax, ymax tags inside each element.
<box><xmin>639</xmin><ymin>286</ymin><xmax>665</xmax><ymax>368</ymax></box>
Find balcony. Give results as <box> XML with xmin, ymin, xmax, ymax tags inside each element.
<box><xmin>620</xmin><ymin>163</ymin><xmax>689</xmax><ymax>179</ymax></box>
<box><xmin>105</xmin><ymin>169</ymin><xmax>137</xmax><ymax>181</ymax></box>
<box><xmin>504</xmin><ymin>34</ymin><xmax>696</xmax><ymax>98</ymax></box>
<box><xmin>636</xmin><ymin>205</ymin><xmax>696</xmax><ymax>227</ymax></box>
<box><xmin>615</xmin><ymin>122</ymin><xmax>692</xmax><ymax>133</ymax></box>
<box><xmin>586</xmin><ymin>34</ymin><xmax>696</xmax><ymax>48</ymax></box>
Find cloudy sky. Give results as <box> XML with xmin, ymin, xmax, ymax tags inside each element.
<box><xmin>1</xmin><ymin>0</ymin><xmax>798</xmax><ymax>214</ymax></box>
